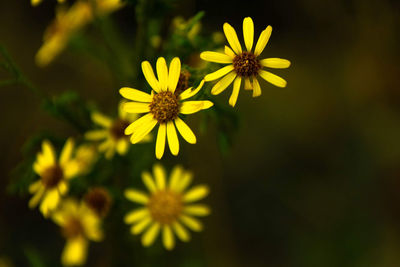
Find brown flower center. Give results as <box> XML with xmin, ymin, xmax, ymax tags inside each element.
<box><xmin>110</xmin><ymin>119</ymin><xmax>130</xmax><ymax>140</ymax></box>
<box><xmin>62</xmin><ymin>217</ymin><xmax>84</xmax><ymax>238</ymax></box>
<box><xmin>174</xmin><ymin>71</ymin><xmax>191</xmax><ymax>96</ymax></box>
<box><xmin>41</xmin><ymin>165</ymin><xmax>63</xmax><ymax>188</ymax></box>
<box><xmin>84</xmin><ymin>187</ymin><xmax>112</xmax><ymax>218</ymax></box>
<box><xmin>147</xmin><ymin>190</ymin><xmax>183</xmax><ymax>224</ymax></box>
<box><xmin>149</xmin><ymin>91</ymin><xmax>180</xmax><ymax>123</ymax></box>
<box><xmin>233</xmin><ymin>51</ymin><xmax>261</xmax><ymax>77</ymax></box>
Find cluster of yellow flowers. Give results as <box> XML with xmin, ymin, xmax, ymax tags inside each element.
<box><xmin>29</xmin><ymin>2</ymin><xmax>290</xmax><ymax>264</ymax></box>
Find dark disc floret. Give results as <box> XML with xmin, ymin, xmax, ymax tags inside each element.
<box><xmin>233</xmin><ymin>51</ymin><xmax>261</xmax><ymax>77</ymax></box>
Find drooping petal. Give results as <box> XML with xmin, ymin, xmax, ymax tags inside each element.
<box><xmin>260</xmin><ymin>58</ymin><xmax>291</xmax><ymax>69</ymax></box>
<box><xmin>211</xmin><ymin>71</ymin><xmax>236</xmax><ymax>95</ymax></box>
<box><xmin>130</xmin><ymin>118</ymin><xmax>158</xmax><ymax>144</ymax></box>
<box><xmin>166</xmin><ymin>121</ymin><xmax>179</xmax><ymax>156</ymax></box>
<box><xmin>174</xmin><ymin>117</ymin><xmax>196</xmax><ymax>144</ymax></box>
<box><xmin>141</xmin><ymin>61</ymin><xmax>160</xmax><ymax>92</ymax></box>
<box><xmin>153</xmin><ymin>164</ymin><xmax>166</xmax><ymax>190</ymax></box>
<box><xmin>223</xmin><ymin>22</ymin><xmax>242</xmax><ymax>54</ymax></box>
<box><xmin>131</xmin><ymin>217</ymin><xmax>152</xmax><ymax>234</ymax></box>
<box><xmin>162</xmin><ymin>225</ymin><xmax>175</xmax><ymax>250</ymax></box>
<box><xmin>179</xmin><ymin>80</ymin><xmax>205</xmax><ymax>100</ymax></box>
<box><xmin>124</xmin><ymin>189</ymin><xmax>149</xmax><ymax>204</ymax></box>
<box><xmin>155</xmin><ymin>123</ymin><xmax>166</xmax><ymax>159</ymax></box>
<box><xmin>172</xmin><ymin>221</ymin><xmax>191</xmax><ymax>242</ymax></box>
<box><xmin>125</xmin><ymin>113</ymin><xmax>154</xmax><ymax>135</ymax></box>
<box><xmin>183</xmin><ymin>185</ymin><xmax>209</xmax><ymax>203</ymax></box>
<box><xmin>124</xmin><ymin>208</ymin><xmax>149</xmax><ymax>224</ymax></box>
<box><xmin>200</xmin><ymin>51</ymin><xmax>233</xmax><ymax>64</ymax></box>
<box><xmin>184</xmin><ymin>205</ymin><xmax>211</xmax><ymax>216</ymax></box>
<box><xmin>142</xmin><ymin>222</ymin><xmax>160</xmax><ymax>247</ymax></box>
<box><xmin>258</xmin><ymin>70</ymin><xmax>287</xmax><ymax>88</ymax></box>
<box><xmin>119</xmin><ymin>87</ymin><xmax>153</xmax><ymax>102</ymax></box>
<box><xmin>252</xmin><ymin>77</ymin><xmax>262</xmax><ymax>97</ymax></box>
<box><xmin>229</xmin><ymin>76</ymin><xmax>242</xmax><ymax>107</ymax></box>
<box><xmin>156</xmin><ymin>57</ymin><xmax>168</xmax><ymax>91</ymax></box>
<box><xmin>91</xmin><ymin>112</ymin><xmax>112</xmax><ymax>128</ymax></box>
<box><xmin>59</xmin><ymin>138</ymin><xmax>74</xmax><ymax>167</ymax></box>
<box><xmin>243</xmin><ymin>17</ymin><xmax>254</xmax><ymax>52</ymax></box>
<box><xmin>254</xmin><ymin>26</ymin><xmax>272</xmax><ymax>56</ymax></box>
<box><xmin>123</xmin><ymin>102</ymin><xmax>150</xmax><ymax>113</ymax></box>
<box><xmin>180</xmin><ymin>101</ymin><xmax>213</xmax><ymax>114</ymax></box>
<box><xmin>141</xmin><ymin>171</ymin><xmax>157</xmax><ymax>193</ymax></box>
<box><xmin>168</xmin><ymin>57</ymin><xmax>181</xmax><ymax>93</ymax></box>
<box><xmin>61</xmin><ymin>237</ymin><xmax>88</xmax><ymax>267</ymax></box>
<box><xmin>204</xmin><ymin>65</ymin><xmax>234</xmax><ymax>82</ymax></box>
<box><xmin>179</xmin><ymin>215</ymin><xmax>203</xmax><ymax>232</ymax></box>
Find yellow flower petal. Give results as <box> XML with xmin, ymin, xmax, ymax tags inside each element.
<box><xmin>142</xmin><ymin>171</ymin><xmax>157</xmax><ymax>192</ymax></box>
<box><xmin>200</xmin><ymin>51</ymin><xmax>233</xmax><ymax>64</ymax></box>
<box><xmin>252</xmin><ymin>77</ymin><xmax>262</xmax><ymax>97</ymax></box>
<box><xmin>168</xmin><ymin>57</ymin><xmax>181</xmax><ymax>93</ymax></box>
<box><xmin>61</xmin><ymin>237</ymin><xmax>88</xmax><ymax>267</ymax></box>
<box><xmin>119</xmin><ymin>87</ymin><xmax>153</xmax><ymax>102</ymax></box>
<box><xmin>179</xmin><ymin>80</ymin><xmax>205</xmax><ymax>100</ymax></box>
<box><xmin>179</xmin><ymin>215</ymin><xmax>203</xmax><ymax>232</ymax></box>
<box><xmin>258</xmin><ymin>70</ymin><xmax>287</xmax><ymax>88</ymax></box>
<box><xmin>184</xmin><ymin>205</ymin><xmax>211</xmax><ymax>216</ymax></box>
<box><xmin>166</xmin><ymin>121</ymin><xmax>179</xmax><ymax>156</ymax></box>
<box><xmin>63</xmin><ymin>160</ymin><xmax>80</xmax><ymax>179</ymax></box>
<box><xmin>131</xmin><ymin>217</ymin><xmax>152</xmax><ymax>234</ymax></box>
<box><xmin>123</xmin><ymin>102</ymin><xmax>150</xmax><ymax>113</ymax></box>
<box><xmin>29</xmin><ymin>180</ymin><xmax>42</xmax><ymax>193</ymax></box>
<box><xmin>243</xmin><ymin>17</ymin><xmax>254</xmax><ymax>52</ymax></box>
<box><xmin>42</xmin><ymin>140</ymin><xmax>56</xmax><ymax>166</ymax></box>
<box><xmin>183</xmin><ymin>185</ymin><xmax>209</xmax><ymax>203</ymax></box>
<box><xmin>172</xmin><ymin>221</ymin><xmax>191</xmax><ymax>242</ymax></box>
<box><xmin>142</xmin><ymin>222</ymin><xmax>160</xmax><ymax>247</ymax></box>
<box><xmin>124</xmin><ymin>189</ymin><xmax>149</xmax><ymax>204</ymax></box>
<box><xmin>211</xmin><ymin>71</ymin><xmax>236</xmax><ymax>95</ymax></box>
<box><xmin>29</xmin><ymin>186</ymin><xmax>45</xmax><ymax>208</ymax></box>
<box><xmin>84</xmin><ymin>130</ymin><xmax>108</xmax><ymax>141</ymax></box>
<box><xmin>174</xmin><ymin>117</ymin><xmax>196</xmax><ymax>144</ymax></box>
<box><xmin>204</xmin><ymin>65</ymin><xmax>234</xmax><ymax>82</ymax></box>
<box><xmin>162</xmin><ymin>225</ymin><xmax>175</xmax><ymax>250</ymax></box>
<box><xmin>153</xmin><ymin>164</ymin><xmax>166</xmax><ymax>190</ymax></box>
<box><xmin>124</xmin><ymin>208</ymin><xmax>149</xmax><ymax>224</ymax></box>
<box><xmin>116</xmin><ymin>139</ymin><xmax>129</xmax><ymax>155</ymax></box>
<box><xmin>60</xmin><ymin>138</ymin><xmax>74</xmax><ymax>167</ymax></box>
<box><xmin>40</xmin><ymin>189</ymin><xmax>60</xmax><ymax>217</ymax></box>
<box><xmin>180</xmin><ymin>100</ymin><xmax>213</xmax><ymax>114</ymax></box>
<box><xmin>125</xmin><ymin>113</ymin><xmax>154</xmax><ymax>135</ymax></box>
<box><xmin>141</xmin><ymin>61</ymin><xmax>160</xmax><ymax>92</ymax></box>
<box><xmin>176</xmin><ymin>171</ymin><xmax>193</xmax><ymax>192</ymax></box>
<box><xmin>244</xmin><ymin>77</ymin><xmax>252</xmax><ymax>90</ymax></box>
<box><xmin>130</xmin><ymin>118</ymin><xmax>158</xmax><ymax>144</ymax></box>
<box><xmin>254</xmin><ymin>25</ymin><xmax>272</xmax><ymax>56</ymax></box>
<box><xmin>229</xmin><ymin>76</ymin><xmax>242</xmax><ymax>107</ymax></box>
<box><xmin>155</xmin><ymin>123</ymin><xmax>166</xmax><ymax>159</ymax></box>
<box><xmin>223</xmin><ymin>22</ymin><xmax>242</xmax><ymax>54</ymax></box>
<box><xmin>168</xmin><ymin>165</ymin><xmax>183</xmax><ymax>191</ymax></box>
<box><xmin>91</xmin><ymin>112</ymin><xmax>112</xmax><ymax>128</ymax></box>
<box><xmin>260</xmin><ymin>58</ymin><xmax>291</xmax><ymax>69</ymax></box>
<box><xmin>58</xmin><ymin>180</ymin><xmax>69</xmax><ymax>195</ymax></box>
<box><xmin>224</xmin><ymin>45</ymin><xmax>236</xmax><ymax>58</ymax></box>
<box><xmin>156</xmin><ymin>57</ymin><xmax>168</xmax><ymax>91</ymax></box>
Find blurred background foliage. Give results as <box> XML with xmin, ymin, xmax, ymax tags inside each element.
<box><xmin>1</xmin><ymin>0</ymin><xmax>400</xmax><ymax>266</ymax></box>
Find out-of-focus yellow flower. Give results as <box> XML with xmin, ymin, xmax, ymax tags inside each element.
<box><xmin>31</xmin><ymin>0</ymin><xmax>66</xmax><ymax>7</ymax></box>
<box><xmin>85</xmin><ymin>102</ymin><xmax>147</xmax><ymax>159</ymax></box>
<box><xmin>35</xmin><ymin>0</ymin><xmax>124</xmax><ymax>67</ymax></box>
<box><xmin>200</xmin><ymin>17</ymin><xmax>291</xmax><ymax>107</ymax></box>
<box><xmin>52</xmin><ymin>198</ymin><xmax>103</xmax><ymax>266</ymax></box>
<box><xmin>71</xmin><ymin>144</ymin><xmax>98</xmax><ymax>174</ymax></box>
<box><xmin>119</xmin><ymin>57</ymin><xmax>213</xmax><ymax>159</ymax></box>
<box><xmin>84</xmin><ymin>187</ymin><xmax>112</xmax><ymax>218</ymax></box>
<box><xmin>124</xmin><ymin>164</ymin><xmax>210</xmax><ymax>250</ymax></box>
<box><xmin>29</xmin><ymin>139</ymin><xmax>82</xmax><ymax>217</ymax></box>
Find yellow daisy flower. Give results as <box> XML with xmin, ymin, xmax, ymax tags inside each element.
<box><xmin>119</xmin><ymin>57</ymin><xmax>213</xmax><ymax>159</ymax></box>
<box><xmin>52</xmin><ymin>198</ymin><xmax>103</xmax><ymax>266</ymax></box>
<box><xmin>29</xmin><ymin>139</ymin><xmax>81</xmax><ymax>217</ymax></box>
<box><xmin>85</xmin><ymin>102</ymin><xmax>146</xmax><ymax>159</ymax></box>
<box><xmin>124</xmin><ymin>164</ymin><xmax>210</xmax><ymax>250</ymax></box>
<box><xmin>200</xmin><ymin>17</ymin><xmax>291</xmax><ymax>107</ymax></box>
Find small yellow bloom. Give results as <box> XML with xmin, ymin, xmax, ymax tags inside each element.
<box><xmin>124</xmin><ymin>164</ymin><xmax>210</xmax><ymax>250</ymax></box>
<box><xmin>200</xmin><ymin>17</ymin><xmax>291</xmax><ymax>107</ymax></box>
<box><xmin>85</xmin><ymin>102</ymin><xmax>147</xmax><ymax>159</ymax></box>
<box><xmin>29</xmin><ymin>139</ymin><xmax>81</xmax><ymax>217</ymax></box>
<box><xmin>119</xmin><ymin>57</ymin><xmax>213</xmax><ymax>159</ymax></box>
<box><xmin>52</xmin><ymin>198</ymin><xmax>103</xmax><ymax>266</ymax></box>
